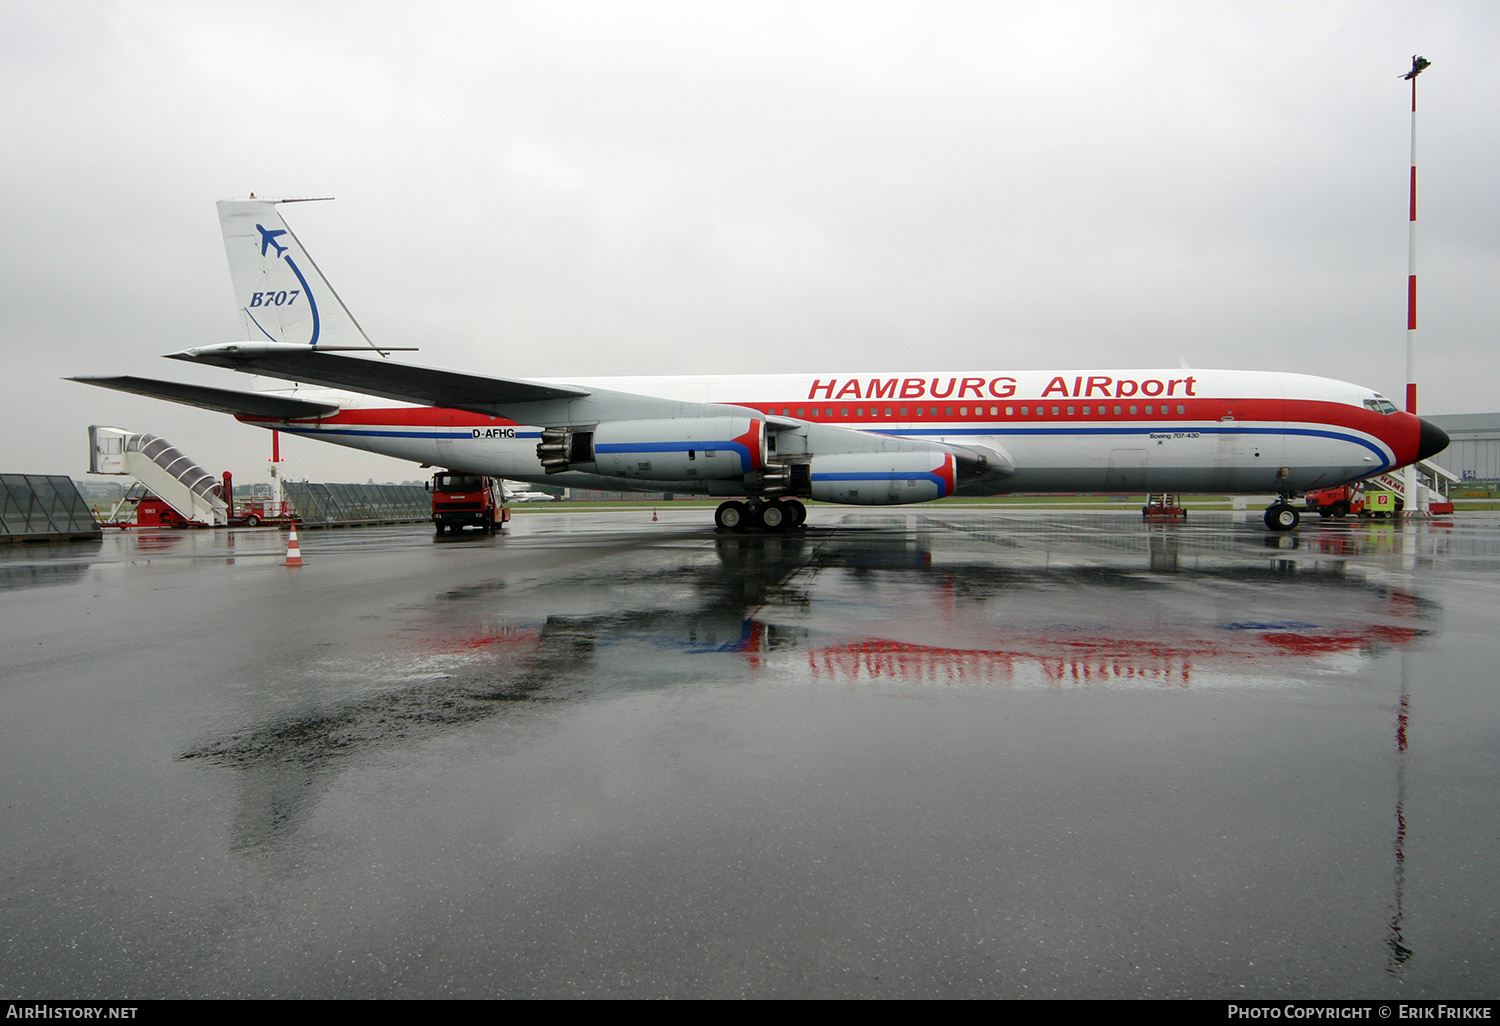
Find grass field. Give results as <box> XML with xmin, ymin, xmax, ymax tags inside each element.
<box><xmin>510</xmin><ymin>494</ymin><xmax>1500</xmax><ymax>513</ymax></box>
<box><xmin>509</xmin><ymin>494</ymin><xmax>1246</xmax><ymax>512</ymax></box>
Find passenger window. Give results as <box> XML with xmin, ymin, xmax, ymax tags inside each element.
<box><xmin>1176</xmin><ymin>405</ymin><xmax>1185</xmax><ymax>415</ymax></box>
<box><xmin>1021</xmin><ymin>406</ymin><xmax>1029</xmax><ymax>416</ymax></box>
<box><xmin>1051</xmin><ymin>406</ymin><xmax>1059</xmax><ymax>416</ymax></box>
<box><xmin>1066</xmin><ymin>406</ymin><xmax>1074</xmax><ymax>416</ymax></box>
<box><xmin>959</xmin><ymin>407</ymin><xmax>967</xmax><ymax>417</ymax></box>
<box><xmin>1113</xmin><ymin>405</ymin><xmax>1122</xmax><ymax>416</ymax></box>
<box><xmin>1129</xmin><ymin>405</ymin><xmax>1137</xmax><ymax>415</ymax></box>
<box><xmin>1005</xmin><ymin>406</ymin><xmax>1014</xmax><ymax>416</ymax></box>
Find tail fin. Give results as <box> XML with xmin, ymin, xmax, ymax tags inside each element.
<box><xmin>217</xmin><ymin>197</ymin><xmax>374</xmax><ymax>349</ymax></box>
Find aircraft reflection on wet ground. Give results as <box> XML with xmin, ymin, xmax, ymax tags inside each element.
<box><xmin>179</xmin><ymin>513</ymin><xmax>1439</xmax><ymax>788</ymax></box>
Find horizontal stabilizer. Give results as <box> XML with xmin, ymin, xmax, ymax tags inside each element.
<box><xmin>166</xmin><ymin>343</ymin><xmax>590</xmax><ymax>414</ymax></box>
<box><xmin>69</xmin><ymin>376</ymin><xmax>341</xmax><ymax>419</ymax></box>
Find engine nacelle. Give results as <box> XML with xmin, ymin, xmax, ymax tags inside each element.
<box><xmin>591</xmin><ymin>417</ymin><xmax>764</xmax><ymax>481</ymax></box>
<box><xmin>810</xmin><ymin>452</ymin><xmax>957</xmax><ymax>505</ymax></box>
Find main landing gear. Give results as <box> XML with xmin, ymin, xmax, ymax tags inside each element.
<box><xmin>1264</xmin><ymin>498</ymin><xmax>1301</xmax><ymax>532</ymax></box>
<box><xmin>714</xmin><ymin>498</ymin><xmax>808</xmax><ymax>532</ymax></box>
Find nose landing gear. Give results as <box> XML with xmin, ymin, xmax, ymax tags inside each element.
<box><xmin>1264</xmin><ymin>499</ymin><xmax>1301</xmax><ymax>532</ymax></box>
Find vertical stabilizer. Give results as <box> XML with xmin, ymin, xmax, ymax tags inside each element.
<box><xmin>217</xmin><ymin>198</ymin><xmax>373</xmax><ymax>349</ymax></box>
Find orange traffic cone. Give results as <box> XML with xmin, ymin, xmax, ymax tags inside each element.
<box><xmin>652</xmin><ymin>508</ymin><xmax>658</xmax><ymax>522</ymax></box>
<box><xmin>283</xmin><ymin>525</ymin><xmax>305</xmax><ymax>567</ymax></box>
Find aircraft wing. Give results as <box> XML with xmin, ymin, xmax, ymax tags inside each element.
<box><xmin>153</xmin><ymin>344</ymin><xmax>1016</xmax><ymax>479</ymax></box>
<box><xmin>166</xmin><ymin>343</ymin><xmax>589</xmax><ymax>415</ymax></box>
<box><xmin>69</xmin><ymin>375</ymin><xmax>341</xmax><ymax>419</ymax></box>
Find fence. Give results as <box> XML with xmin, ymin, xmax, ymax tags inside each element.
<box><xmin>283</xmin><ymin>482</ymin><xmax>430</xmax><ymax>526</ymax></box>
<box><xmin>0</xmin><ymin>476</ymin><xmax>102</xmax><ymax>543</ymax></box>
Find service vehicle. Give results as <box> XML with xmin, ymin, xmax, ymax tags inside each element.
<box><xmin>430</xmin><ymin>472</ymin><xmax>510</xmax><ymax>534</ymax></box>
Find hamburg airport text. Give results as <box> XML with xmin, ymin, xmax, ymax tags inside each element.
<box><xmin>807</xmin><ymin>376</ymin><xmax>1199</xmax><ymax>401</ymax></box>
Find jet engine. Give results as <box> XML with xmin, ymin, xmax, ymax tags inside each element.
<box><xmin>809</xmin><ymin>452</ymin><xmax>957</xmax><ymax>505</ymax></box>
<box><xmin>540</xmin><ymin>416</ymin><xmax>764</xmax><ymax>480</ymax></box>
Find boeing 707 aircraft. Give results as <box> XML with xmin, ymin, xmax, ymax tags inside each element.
<box><xmin>74</xmin><ymin>198</ymin><xmax>1450</xmax><ymax>532</ymax></box>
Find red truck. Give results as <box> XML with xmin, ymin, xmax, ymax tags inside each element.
<box><xmin>1303</xmin><ymin>484</ymin><xmax>1362</xmax><ymax>519</ymax></box>
<box><xmin>429</xmin><ymin>472</ymin><xmax>511</xmax><ymax>534</ymax></box>
<box><xmin>1303</xmin><ymin>483</ymin><xmax>1407</xmax><ymax>519</ymax></box>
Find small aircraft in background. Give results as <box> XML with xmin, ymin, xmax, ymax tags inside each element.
<box><xmin>502</xmin><ymin>483</ymin><xmax>561</xmax><ymax>503</ymax></box>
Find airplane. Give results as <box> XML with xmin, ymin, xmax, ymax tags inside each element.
<box><xmin>502</xmin><ymin>483</ymin><xmax>561</xmax><ymax>503</ymax></box>
<box><xmin>256</xmin><ymin>224</ymin><xmax>288</xmax><ymax>258</ymax></box>
<box><xmin>73</xmin><ymin>197</ymin><xmax>1451</xmax><ymax>533</ymax></box>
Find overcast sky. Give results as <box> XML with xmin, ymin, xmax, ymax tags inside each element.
<box><xmin>3</xmin><ymin>1</ymin><xmax>1496</xmax><ymax>485</ymax></box>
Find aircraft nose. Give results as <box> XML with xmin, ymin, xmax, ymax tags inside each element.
<box><xmin>1417</xmin><ymin>418</ymin><xmax>1450</xmax><ymax>463</ymax></box>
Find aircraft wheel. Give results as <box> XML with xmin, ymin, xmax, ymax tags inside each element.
<box><xmin>1265</xmin><ymin>503</ymin><xmax>1300</xmax><ymax>532</ymax></box>
<box><xmin>715</xmin><ymin>501</ymin><xmax>750</xmax><ymax>532</ymax></box>
<box><xmin>758</xmin><ymin>502</ymin><xmax>789</xmax><ymax>532</ymax></box>
<box><xmin>786</xmin><ymin>499</ymin><xmax>807</xmax><ymax>528</ymax></box>
<box><xmin>1330</xmin><ymin>501</ymin><xmax>1350</xmax><ymax>519</ymax></box>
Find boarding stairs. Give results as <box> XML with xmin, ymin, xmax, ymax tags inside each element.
<box><xmin>88</xmin><ymin>425</ymin><xmax>229</xmax><ymax>526</ymax></box>
<box><xmin>1367</xmin><ymin>459</ymin><xmax>1458</xmax><ymax>497</ymax></box>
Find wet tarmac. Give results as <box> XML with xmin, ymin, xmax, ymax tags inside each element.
<box><xmin>1</xmin><ymin>507</ymin><xmax>1497</xmax><ymax>998</ymax></box>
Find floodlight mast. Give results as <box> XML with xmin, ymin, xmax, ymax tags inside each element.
<box><xmin>1401</xmin><ymin>55</ymin><xmax>1430</xmax><ymax>514</ymax></box>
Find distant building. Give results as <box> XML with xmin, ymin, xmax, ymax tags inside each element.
<box><xmin>1425</xmin><ymin>413</ymin><xmax>1500</xmax><ymax>483</ymax></box>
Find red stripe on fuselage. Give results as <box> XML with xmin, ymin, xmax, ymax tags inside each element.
<box><xmin>741</xmin><ymin>397</ymin><xmax>1419</xmax><ymax>463</ymax></box>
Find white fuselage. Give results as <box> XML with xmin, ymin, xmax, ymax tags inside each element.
<box><xmin>238</xmin><ymin>367</ymin><xmax>1421</xmax><ymax>499</ymax></box>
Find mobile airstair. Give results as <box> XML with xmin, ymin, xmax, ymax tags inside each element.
<box><xmin>89</xmin><ymin>425</ymin><xmax>228</xmax><ymax>526</ymax></box>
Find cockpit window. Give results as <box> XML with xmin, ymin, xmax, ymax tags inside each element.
<box><xmin>1364</xmin><ymin>399</ymin><xmax>1398</xmax><ymax>414</ymax></box>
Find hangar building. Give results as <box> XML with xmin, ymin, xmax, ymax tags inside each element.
<box><xmin>1425</xmin><ymin>414</ymin><xmax>1500</xmax><ymax>484</ymax></box>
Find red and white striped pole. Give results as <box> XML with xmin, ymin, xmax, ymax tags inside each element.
<box><xmin>1401</xmin><ymin>55</ymin><xmax>1430</xmax><ymax>514</ymax></box>
<box><xmin>1403</xmin><ymin>56</ymin><xmax>1428</xmax><ymax>415</ymax></box>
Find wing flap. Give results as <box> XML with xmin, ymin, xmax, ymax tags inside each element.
<box><xmin>69</xmin><ymin>376</ymin><xmax>341</xmax><ymax>419</ymax></box>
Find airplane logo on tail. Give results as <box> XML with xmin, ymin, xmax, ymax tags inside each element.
<box><xmin>257</xmin><ymin>224</ymin><xmax>288</xmax><ymax>258</ymax></box>
<box><xmin>247</xmin><ymin>222</ymin><xmax>321</xmax><ymax>346</ymax></box>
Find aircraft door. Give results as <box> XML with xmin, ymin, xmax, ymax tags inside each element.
<box><xmin>1105</xmin><ymin>449</ymin><xmax>1147</xmax><ymax>491</ymax></box>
